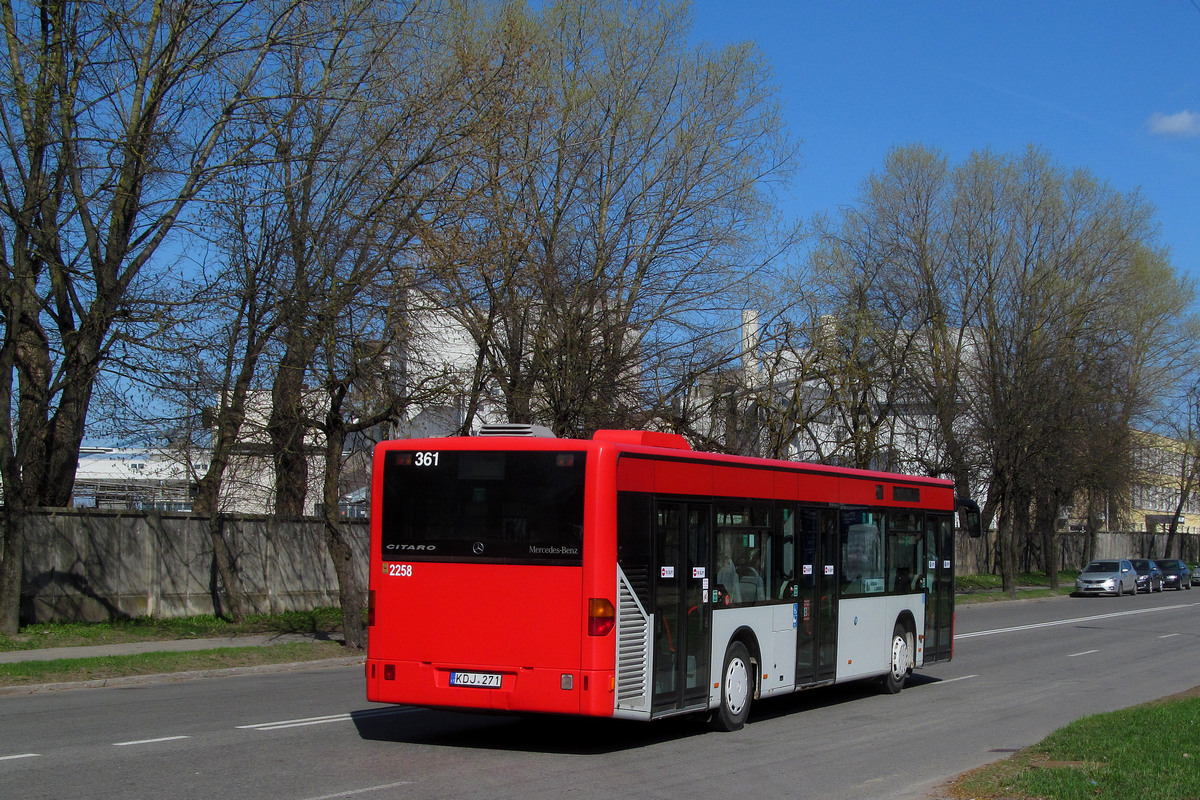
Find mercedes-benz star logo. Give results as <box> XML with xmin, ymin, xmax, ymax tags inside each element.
<box><xmin>472</xmin><ymin>542</ymin><xmax>485</xmax><ymax>554</ymax></box>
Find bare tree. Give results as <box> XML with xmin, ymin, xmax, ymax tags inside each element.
<box><xmin>308</xmin><ymin>271</ymin><xmax>416</xmax><ymax>650</ymax></box>
<box><xmin>424</xmin><ymin>0</ymin><xmax>798</xmax><ymax>437</ymax></box>
<box><xmin>159</xmin><ymin>178</ymin><xmax>289</xmax><ymax>622</ymax></box>
<box><xmin>0</xmin><ymin>0</ymin><xmax>301</xmax><ymax>633</ymax></box>
<box><xmin>231</xmin><ymin>0</ymin><xmax>520</xmax><ymax>645</ymax></box>
<box><xmin>967</xmin><ymin>148</ymin><xmax>1186</xmax><ymax>591</ymax></box>
<box><xmin>800</xmin><ymin>144</ymin><xmax>1193</xmax><ymax>592</ymax></box>
<box><xmin>1165</xmin><ymin>389</ymin><xmax>1200</xmax><ymax>557</ymax></box>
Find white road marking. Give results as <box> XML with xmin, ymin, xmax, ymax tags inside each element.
<box><xmin>957</xmin><ymin>602</ymin><xmax>1199</xmax><ymax>638</ymax></box>
<box><xmin>300</xmin><ymin>781</ymin><xmax>415</xmax><ymax>800</ymax></box>
<box><xmin>113</xmin><ymin>736</ymin><xmax>191</xmax><ymax>747</ymax></box>
<box><xmin>1067</xmin><ymin>649</ymin><xmax>1099</xmax><ymax>657</ymax></box>
<box><xmin>238</xmin><ymin>707</ymin><xmax>414</xmax><ymax>731</ymax></box>
<box><xmin>934</xmin><ymin>674</ymin><xmax>978</xmax><ymax>684</ymax></box>
<box><xmin>0</xmin><ymin>753</ymin><xmax>41</xmax><ymax>761</ymax></box>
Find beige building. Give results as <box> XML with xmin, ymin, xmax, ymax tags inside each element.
<box><xmin>1130</xmin><ymin>430</ymin><xmax>1200</xmax><ymax>534</ymax></box>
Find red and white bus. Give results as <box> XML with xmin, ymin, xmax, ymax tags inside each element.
<box><xmin>366</xmin><ymin>426</ymin><xmax>981</xmax><ymax>730</ymax></box>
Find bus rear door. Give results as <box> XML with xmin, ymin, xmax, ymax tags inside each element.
<box><xmin>652</xmin><ymin>501</ymin><xmax>712</xmax><ymax>715</ymax></box>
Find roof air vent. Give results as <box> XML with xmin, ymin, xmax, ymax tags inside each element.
<box><xmin>476</xmin><ymin>423</ymin><xmax>556</xmax><ymax>438</ymax></box>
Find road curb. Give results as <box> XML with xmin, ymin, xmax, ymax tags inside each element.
<box><xmin>0</xmin><ymin>656</ymin><xmax>365</xmax><ymax>696</ymax></box>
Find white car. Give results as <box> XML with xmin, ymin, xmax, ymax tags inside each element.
<box><xmin>1074</xmin><ymin>559</ymin><xmax>1136</xmax><ymax>597</ymax></box>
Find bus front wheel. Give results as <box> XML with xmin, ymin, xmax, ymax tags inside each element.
<box><xmin>881</xmin><ymin>623</ymin><xmax>911</xmax><ymax>694</ymax></box>
<box><xmin>712</xmin><ymin>641</ymin><xmax>752</xmax><ymax>732</ymax></box>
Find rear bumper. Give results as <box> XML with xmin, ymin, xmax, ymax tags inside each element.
<box><xmin>366</xmin><ymin>659</ymin><xmax>615</xmax><ymax>717</ymax></box>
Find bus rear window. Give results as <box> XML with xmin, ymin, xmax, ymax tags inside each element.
<box><xmin>380</xmin><ymin>450</ymin><xmax>586</xmax><ymax>565</ymax></box>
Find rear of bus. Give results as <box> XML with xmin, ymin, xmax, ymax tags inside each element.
<box><xmin>365</xmin><ymin>436</ymin><xmax>618</xmax><ymax>717</ymax></box>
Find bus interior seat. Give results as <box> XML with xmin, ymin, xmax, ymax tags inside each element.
<box><xmin>738</xmin><ymin>567</ymin><xmax>763</xmax><ymax>603</ymax></box>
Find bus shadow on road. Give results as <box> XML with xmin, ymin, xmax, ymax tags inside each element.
<box><xmin>351</xmin><ymin>707</ymin><xmax>708</xmax><ymax>753</ymax></box>
<box><xmin>736</xmin><ymin>672</ymin><xmax>943</xmax><ymax>724</ymax></box>
<box><xmin>351</xmin><ymin>675</ymin><xmax>944</xmax><ymax>752</ymax></box>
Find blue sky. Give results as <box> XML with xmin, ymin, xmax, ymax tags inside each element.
<box><xmin>689</xmin><ymin>0</ymin><xmax>1200</xmax><ymax>283</ymax></box>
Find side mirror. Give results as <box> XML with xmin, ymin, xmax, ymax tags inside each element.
<box><xmin>956</xmin><ymin>497</ymin><xmax>983</xmax><ymax>538</ymax></box>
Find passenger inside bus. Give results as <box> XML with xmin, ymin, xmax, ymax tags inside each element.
<box><xmin>716</xmin><ymin>531</ymin><xmax>767</xmax><ymax>604</ymax></box>
<box><xmin>716</xmin><ymin>538</ymin><xmax>742</xmax><ymax>604</ymax></box>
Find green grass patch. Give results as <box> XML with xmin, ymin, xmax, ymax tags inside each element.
<box><xmin>947</xmin><ymin>689</ymin><xmax>1200</xmax><ymax>800</ymax></box>
<box><xmin>0</xmin><ymin>607</ymin><xmax>344</xmax><ymax>652</ymax></box>
<box><xmin>956</xmin><ymin>572</ymin><xmax>1079</xmax><ymax>604</ymax></box>
<box><xmin>0</xmin><ymin>640</ymin><xmax>349</xmax><ymax>687</ymax></box>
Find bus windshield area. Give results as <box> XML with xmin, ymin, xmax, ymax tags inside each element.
<box><xmin>379</xmin><ymin>449</ymin><xmax>586</xmax><ymax>565</ymax></box>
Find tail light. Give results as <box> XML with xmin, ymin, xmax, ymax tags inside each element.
<box><xmin>588</xmin><ymin>598</ymin><xmax>615</xmax><ymax>636</ymax></box>
<box><xmin>368</xmin><ymin>589</ymin><xmax>376</xmax><ymax>627</ymax></box>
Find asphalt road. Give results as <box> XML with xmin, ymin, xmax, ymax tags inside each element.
<box><xmin>3</xmin><ymin>590</ymin><xmax>1199</xmax><ymax>800</ymax></box>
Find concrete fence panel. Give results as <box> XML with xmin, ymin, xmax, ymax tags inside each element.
<box><xmin>18</xmin><ymin>508</ymin><xmax>368</xmax><ymax>623</ymax></box>
<box><xmin>954</xmin><ymin>529</ymin><xmax>1200</xmax><ymax>576</ymax></box>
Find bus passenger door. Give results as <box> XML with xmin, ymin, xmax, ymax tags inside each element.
<box><xmin>924</xmin><ymin>514</ymin><xmax>954</xmax><ymax>662</ymax></box>
<box><xmin>652</xmin><ymin>501</ymin><xmax>712</xmax><ymax>713</ymax></box>
<box><xmin>795</xmin><ymin>507</ymin><xmax>838</xmax><ymax>685</ymax></box>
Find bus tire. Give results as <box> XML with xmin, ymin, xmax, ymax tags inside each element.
<box><xmin>712</xmin><ymin>641</ymin><xmax>752</xmax><ymax>731</ymax></box>
<box><xmin>881</xmin><ymin>622</ymin><xmax>911</xmax><ymax>694</ymax></box>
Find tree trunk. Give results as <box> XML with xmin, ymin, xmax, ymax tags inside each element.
<box><xmin>321</xmin><ymin>419</ymin><xmax>365</xmax><ymax>650</ymax></box>
<box><xmin>270</xmin><ymin>338</ymin><xmax>313</xmax><ymax>517</ymax></box>
<box><xmin>208</xmin><ymin>516</ymin><xmax>245</xmax><ymax>623</ymax></box>
<box><xmin>325</xmin><ymin>516</ymin><xmax>366</xmax><ymax>651</ymax></box>
<box><xmin>1034</xmin><ymin>492</ymin><xmax>1060</xmax><ymax>588</ymax></box>
<box><xmin>997</xmin><ymin>470</ymin><xmax>1019</xmax><ymax>595</ymax></box>
<box><xmin>0</xmin><ymin>504</ymin><xmax>28</xmax><ymax>634</ymax></box>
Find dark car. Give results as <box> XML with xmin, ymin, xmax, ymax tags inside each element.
<box><xmin>1152</xmin><ymin>559</ymin><xmax>1192</xmax><ymax>591</ymax></box>
<box><xmin>1130</xmin><ymin>558</ymin><xmax>1164</xmax><ymax>593</ymax></box>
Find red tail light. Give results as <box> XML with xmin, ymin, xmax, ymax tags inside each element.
<box><xmin>588</xmin><ymin>598</ymin><xmax>615</xmax><ymax>636</ymax></box>
<box><xmin>368</xmin><ymin>589</ymin><xmax>376</xmax><ymax>627</ymax></box>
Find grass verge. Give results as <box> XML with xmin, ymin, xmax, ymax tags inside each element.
<box><xmin>956</xmin><ymin>572</ymin><xmax>1079</xmax><ymax>604</ymax></box>
<box><xmin>0</xmin><ymin>640</ymin><xmax>349</xmax><ymax>687</ymax></box>
<box><xmin>0</xmin><ymin>607</ymin><xmax>344</xmax><ymax>652</ymax></box>
<box><xmin>941</xmin><ymin>687</ymin><xmax>1200</xmax><ymax>800</ymax></box>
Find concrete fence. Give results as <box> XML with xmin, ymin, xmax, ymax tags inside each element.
<box><xmin>956</xmin><ymin>528</ymin><xmax>1200</xmax><ymax>576</ymax></box>
<box><xmin>10</xmin><ymin>509</ymin><xmax>1200</xmax><ymax>624</ymax></box>
<box><xmin>16</xmin><ymin>508</ymin><xmax>368</xmax><ymax>624</ymax></box>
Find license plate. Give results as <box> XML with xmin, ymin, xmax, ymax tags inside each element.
<box><xmin>449</xmin><ymin>671</ymin><xmax>502</xmax><ymax>688</ymax></box>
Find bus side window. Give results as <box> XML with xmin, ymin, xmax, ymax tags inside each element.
<box><xmin>885</xmin><ymin>514</ymin><xmax>924</xmax><ymax>594</ymax></box>
<box><xmin>843</xmin><ymin>520</ymin><xmax>885</xmax><ymax>595</ymax></box>
<box><xmin>715</xmin><ymin>527</ymin><xmax>771</xmax><ymax>605</ymax></box>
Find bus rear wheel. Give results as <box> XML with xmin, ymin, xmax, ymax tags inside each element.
<box><xmin>712</xmin><ymin>641</ymin><xmax>752</xmax><ymax>732</ymax></box>
<box><xmin>881</xmin><ymin>623</ymin><xmax>911</xmax><ymax>694</ymax></box>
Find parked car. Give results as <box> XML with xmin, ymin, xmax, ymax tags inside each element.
<box><xmin>1130</xmin><ymin>558</ymin><xmax>1164</xmax><ymax>593</ymax></box>
<box><xmin>1193</xmin><ymin>565</ymin><xmax>1200</xmax><ymax>587</ymax></box>
<box><xmin>1074</xmin><ymin>559</ymin><xmax>1137</xmax><ymax>597</ymax></box>
<box><xmin>1152</xmin><ymin>559</ymin><xmax>1193</xmax><ymax>591</ymax></box>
